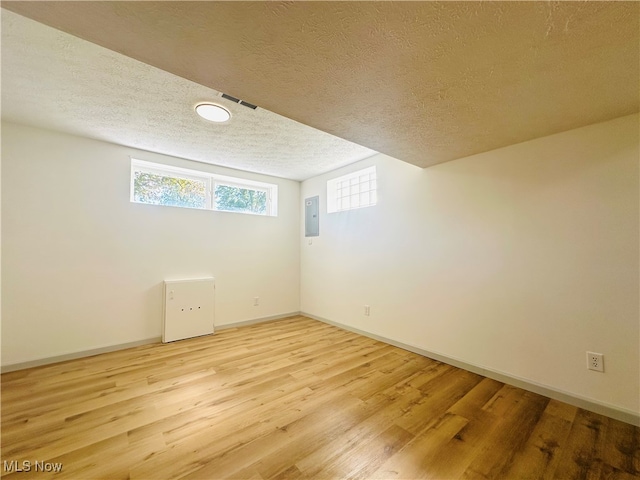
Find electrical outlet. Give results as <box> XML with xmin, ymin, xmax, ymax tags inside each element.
<box><xmin>364</xmin><ymin>305</ymin><xmax>370</xmax><ymax>316</ymax></box>
<box><xmin>253</xmin><ymin>297</ymin><xmax>259</xmax><ymax>307</ymax></box>
<box><xmin>587</xmin><ymin>352</ymin><xmax>604</xmax><ymax>372</ymax></box>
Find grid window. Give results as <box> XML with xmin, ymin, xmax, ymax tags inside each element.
<box><xmin>327</xmin><ymin>166</ymin><xmax>377</xmax><ymax>213</ymax></box>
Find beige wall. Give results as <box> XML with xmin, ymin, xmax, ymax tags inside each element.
<box><xmin>301</xmin><ymin>114</ymin><xmax>639</xmax><ymax>414</ymax></box>
<box><xmin>1</xmin><ymin>123</ymin><xmax>300</xmax><ymax>366</ymax></box>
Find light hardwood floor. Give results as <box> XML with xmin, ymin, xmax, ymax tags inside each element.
<box><xmin>2</xmin><ymin>316</ymin><xmax>639</xmax><ymax>479</ymax></box>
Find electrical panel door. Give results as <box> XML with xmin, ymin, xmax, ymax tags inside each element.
<box><xmin>305</xmin><ymin>196</ymin><xmax>319</xmax><ymax>237</ymax></box>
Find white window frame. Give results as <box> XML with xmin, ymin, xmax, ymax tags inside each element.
<box><xmin>327</xmin><ymin>166</ymin><xmax>377</xmax><ymax>213</ymax></box>
<box><xmin>131</xmin><ymin>159</ymin><xmax>278</xmax><ymax>216</ymax></box>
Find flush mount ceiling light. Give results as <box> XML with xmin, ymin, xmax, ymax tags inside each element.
<box><xmin>195</xmin><ymin>103</ymin><xmax>231</xmax><ymax>123</ymax></box>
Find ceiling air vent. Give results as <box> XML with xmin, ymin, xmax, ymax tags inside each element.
<box><xmin>220</xmin><ymin>93</ymin><xmax>258</xmax><ymax>110</ymax></box>
<box><xmin>221</xmin><ymin>93</ymin><xmax>240</xmax><ymax>103</ymax></box>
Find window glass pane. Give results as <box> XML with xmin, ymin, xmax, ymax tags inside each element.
<box><xmin>133</xmin><ymin>171</ymin><xmax>207</xmax><ymax>208</ymax></box>
<box><xmin>214</xmin><ymin>184</ymin><xmax>267</xmax><ymax>214</ymax></box>
<box><xmin>326</xmin><ymin>165</ymin><xmax>377</xmax><ymax>213</ymax></box>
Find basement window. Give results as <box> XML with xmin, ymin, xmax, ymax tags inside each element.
<box><xmin>131</xmin><ymin>159</ymin><xmax>278</xmax><ymax>216</ymax></box>
<box><xmin>327</xmin><ymin>166</ymin><xmax>377</xmax><ymax>213</ymax></box>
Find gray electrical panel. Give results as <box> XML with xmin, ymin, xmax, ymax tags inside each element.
<box><xmin>305</xmin><ymin>196</ymin><xmax>319</xmax><ymax>237</ymax></box>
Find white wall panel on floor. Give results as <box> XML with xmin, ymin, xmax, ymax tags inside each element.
<box><xmin>163</xmin><ymin>278</ymin><xmax>215</xmax><ymax>343</ymax></box>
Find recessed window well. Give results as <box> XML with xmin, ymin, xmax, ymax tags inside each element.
<box><xmin>195</xmin><ymin>103</ymin><xmax>231</xmax><ymax>123</ymax></box>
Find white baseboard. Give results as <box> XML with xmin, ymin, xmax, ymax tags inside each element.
<box><xmin>1</xmin><ymin>337</ymin><xmax>162</xmax><ymax>373</ymax></box>
<box><xmin>216</xmin><ymin>312</ymin><xmax>302</xmax><ymax>331</ymax></box>
<box><xmin>302</xmin><ymin>312</ymin><xmax>640</xmax><ymax>427</ymax></box>
<box><xmin>1</xmin><ymin>312</ymin><xmax>302</xmax><ymax>374</ymax></box>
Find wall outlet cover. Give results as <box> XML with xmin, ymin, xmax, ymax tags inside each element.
<box><xmin>587</xmin><ymin>351</ymin><xmax>604</xmax><ymax>372</ymax></box>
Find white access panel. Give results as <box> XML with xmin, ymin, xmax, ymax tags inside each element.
<box><xmin>163</xmin><ymin>278</ymin><xmax>215</xmax><ymax>343</ymax></box>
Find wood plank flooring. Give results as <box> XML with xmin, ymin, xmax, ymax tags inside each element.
<box><xmin>2</xmin><ymin>315</ymin><xmax>639</xmax><ymax>479</ymax></box>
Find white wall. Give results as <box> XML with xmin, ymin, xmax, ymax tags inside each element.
<box><xmin>301</xmin><ymin>114</ymin><xmax>639</xmax><ymax>415</ymax></box>
<box><xmin>3</xmin><ymin>115</ymin><xmax>638</xmax><ymax>417</ymax></box>
<box><xmin>1</xmin><ymin>122</ymin><xmax>300</xmax><ymax>366</ymax></box>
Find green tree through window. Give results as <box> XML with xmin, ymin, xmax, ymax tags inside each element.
<box><xmin>133</xmin><ymin>171</ymin><xmax>206</xmax><ymax>209</ymax></box>
<box><xmin>215</xmin><ymin>184</ymin><xmax>267</xmax><ymax>214</ymax></box>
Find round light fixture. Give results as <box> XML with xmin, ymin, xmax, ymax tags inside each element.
<box><xmin>195</xmin><ymin>103</ymin><xmax>231</xmax><ymax>123</ymax></box>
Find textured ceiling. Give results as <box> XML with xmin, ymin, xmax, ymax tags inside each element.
<box><xmin>0</xmin><ymin>11</ymin><xmax>374</xmax><ymax>181</ymax></box>
<box><xmin>2</xmin><ymin>1</ymin><xmax>639</xmax><ymax>171</ymax></box>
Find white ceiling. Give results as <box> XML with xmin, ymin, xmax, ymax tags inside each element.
<box><xmin>0</xmin><ymin>10</ymin><xmax>375</xmax><ymax>181</ymax></box>
<box><xmin>2</xmin><ymin>2</ymin><xmax>638</xmax><ymax>177</ymax></box>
